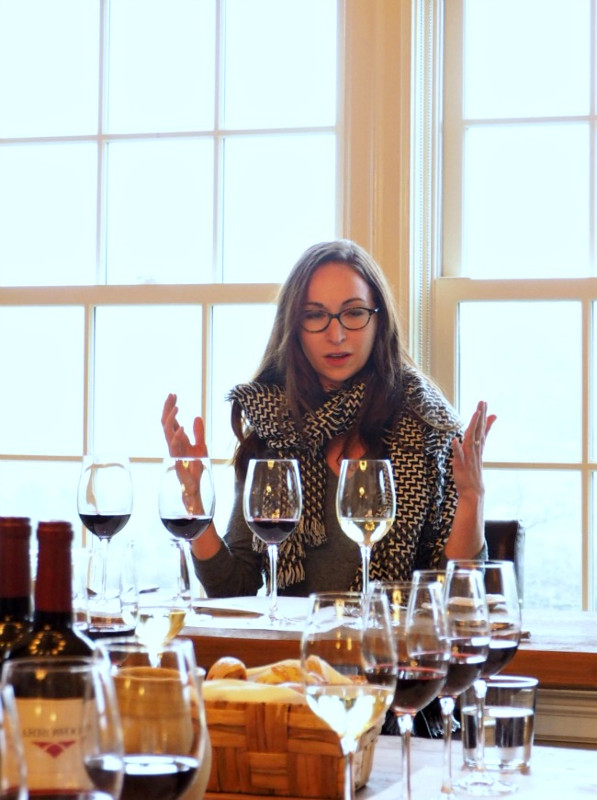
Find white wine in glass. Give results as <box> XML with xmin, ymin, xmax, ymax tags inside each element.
<box><xmin>301</xmin><ymin>591</ymin><xmax>396</xmax><ymax>800</ymax></box>
<box><xmin>243</xmin><ymin>458</ymin><xmax>302</xmax><ymax>623</ymax></box>
<box><xmin>336</xmin><ymin>459</ymin><xmax>396</xmax><ymax>593</ymax></box>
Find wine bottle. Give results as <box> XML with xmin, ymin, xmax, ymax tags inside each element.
<box><xmin>6</xmin><ymin>520</ymin><xmax>95</xmax><ymax>659</ymax></box>
<box><xmin>0</xmin><ymin>516</ymin><xmax>32</xmax><ymax>661</ymax></box>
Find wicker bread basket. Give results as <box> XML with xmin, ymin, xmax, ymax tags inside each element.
<box><xmin>204</xmin><ymin>688</ymin><xmax>381</xmax><ymax>799</ymax></box>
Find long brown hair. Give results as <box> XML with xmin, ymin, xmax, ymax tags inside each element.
<box><xmin>232</xmin><ymin>239</ymin><xmax>412</xmax><ymax>473</ymax></box>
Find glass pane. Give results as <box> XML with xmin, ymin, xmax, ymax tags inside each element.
<box><xmin>223</xmin><ymin>0</ymin><xmax>337</xmax><ymax>129</ymax></box>
<box><xmin>593</xmin><ymin>302</ymin><xmax>597</xmax><ymax>461</ymax></box>
<box><xmin>459</xmin><ymin>301</ymin><xmax>581</xmax><ymax>462</ymax></box>
<box><xmin>464</xmin><ymin>0</ymin><xmax>590</xmax><ymax>118</ymax></box>
<box><xmin>0</xmin><ymin>144</ymin><xmax>97</xmax><ymax>286</ymax></box>
<box><xmin>94</xmin><ymin>306</ymin><xmax>202</xmax><ymax>458</ymax></box>
<box><xmin>0</xmin><ymin>460</ymin><xmax>82</xmax><ymax>542</ymax></box>
<box><xmin>222</xmin><ymin>133</ymin><xmax>336</xmax><ymax>282</ymax></box>
<box><xmin>0</xmin><ymin>307</ymin><xmax>84</xmax><ymax>455</ymax></box>
<box><xmin>211</xmin><ymin>304</ymin><xmax>277</xmax><ymax>459</ymax></box>
<box><xmin>0</xmin><ymin>0</ymin><xmax>99</xmax><ymax>137</ymax></box>
<box><xmin>463</xmin><ymin>124</ymin><xmax>589</xmax><ymax>278</ymax></box>
<box><xmin>484</xmin><ymin>469</ymin><xmax>581</xmax><ymax>610</ymax></box>
<box><xmin>107</xmin><ymin>0</ymin><xmax>216</xmax><ymax>133</ymax></box>
<box><xmin>106</xmin><ymin>139</ymin><xmax>214</xmax><ymax>284</ymax></box>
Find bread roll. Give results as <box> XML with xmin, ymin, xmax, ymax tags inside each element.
<box><xmin>206</xmin><ymin>656</ymin><xmax>248</xmax><ymax>681</ymax></box>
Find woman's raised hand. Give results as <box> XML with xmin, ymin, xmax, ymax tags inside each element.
<box><xmin>161</xmin><ymin>393</ymin><xmax>208</xmax><ymax>458</ymax></box>
<box><xmin>451</xmin><ymin>400</ymin><xmax>496</xmax><ymax>498</ymax></box>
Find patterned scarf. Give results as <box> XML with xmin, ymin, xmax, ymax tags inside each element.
<box><xmin>227</xmin><ymin>367</ymin><xmax>461</xmax><ymax>590</ymax></box>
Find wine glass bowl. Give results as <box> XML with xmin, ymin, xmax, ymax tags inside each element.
<box><xmin>77</xmin><ymin>454</ymin><xmax>134</xmax><ymax>636</ymax></box>
<box><xmin>243</xmin><ymin>458</ymin><xmax>302</xmax><ymax>623</ymax></box>
<box><xmin>336</xmin><ymin>459</ymin><xmax>396</xmax><ymax>593</ymax></box>
<box><xmin>0</xmin><ymin>685</ymin><xmax>26</xmax><ymax>800</ymax></box>
<box><xmin>300</xmin><ymin>591</ymin><xmax>396</xmax><ymax>800</ymax></box>
<box><xmin>158</xmin><ymin>456</ymin><xmax>215</xmax><ymax>543</ymax></box>
<box><xmin>100</xmin><ymin>637</ymin><xmax>208</xmax><ymax>800</ymax></box>
<box><xmin>1</xmin><ymin>656</ymin><xmax>124</xmax><ymax>800</ymax></box>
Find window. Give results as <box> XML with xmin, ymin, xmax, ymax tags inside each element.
<box><xmin>0</xmin><ymin>2</ymin><xmax>410</xmax><ymax>569</ymax></box>
<box><xmin>430</xmin><ymin>0</ymin><xmax>597</xmax><ymax>609</ymax></box>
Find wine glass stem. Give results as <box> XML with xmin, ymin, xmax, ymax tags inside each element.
<box><xmin>360</xmin><ymin>545</ymin><xmax>371</xmax><ymax>593</ymax></box>
<box><xmin>343</xmin><ymin>750</ymin><xmax>356</xmax><ymax>800</ymax></box>
<box><xmin>473</xmin><ymin>678</ymin><xmax>488</xmax><ymax>772</ymax></box>
<box><xmin>97</xmin><ymin>537</ymin><xmax>109</xmax><ymax>604</ymax></box>
<box><xmin>439</xmin><ymin>695</ymin><xmax>456</xmax><ymax>796</ymax></box>
<box><xmin>397</xmin><ymin>713</ymin><xmax>413</xmax><ymax>800</ymax></box>
<box><xmin>267</xmin><ymin>543</ymin><xmax>279</xmax><ymax>621</ymax></box>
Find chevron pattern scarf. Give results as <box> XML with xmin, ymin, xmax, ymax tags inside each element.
<box><xmin>227</xmin><ymin>367</ymin><xmax>461</xmax><ymax>590</ymax></box>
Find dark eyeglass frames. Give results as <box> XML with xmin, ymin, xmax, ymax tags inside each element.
<box><xmin>300</xmin><ymin>306</ymin><xmax>380</xmax><ymax>333</ymax></box>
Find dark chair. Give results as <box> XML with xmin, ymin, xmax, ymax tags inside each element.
<box><xmin>484</xmin><ymin>519</ymin><xmax>525</xmax><ymax>601</ymax></box>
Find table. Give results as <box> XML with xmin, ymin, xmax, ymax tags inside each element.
<box><xmin>204</xmin><ymin>736</ymin><xmax>597</xmax><ymax>800</ymax></box>
<box><xmin>182</xmin><ymin>600</ymin><xmax>597</xmax><ymax>691</ymax></box>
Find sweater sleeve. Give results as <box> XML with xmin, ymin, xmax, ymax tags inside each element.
<box><xmin>191</xmin><ymin>477</ymin><xmax>265</xmax><ymax>598</ymax></box>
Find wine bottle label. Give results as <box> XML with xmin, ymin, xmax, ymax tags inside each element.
<box><xmin>16</xmin><ymin>697</ymin><xmax>93</xmax><ymax>791</ymax></box>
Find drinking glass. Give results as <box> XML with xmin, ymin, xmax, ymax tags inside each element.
<box><xmin>0</xmin><ymin>685</ymin><xmax>26</xmax><ymax>800</ymax></box>
<box><xmin>2</xmin><ymin>656</ymin><xmax>124</xmax><ymax>800</ymax></box>
<box><xmin>447</xmin><ymin>560</ymin><xmax>522</xmax><ymax>796</ymax></box>
<box><xmin>158</xmin><ymin>456</ymin><xmax>215</xmax><ymax>606</ymax></box>
<box><xmin>300</xmin><ymin>591</ymin><xmax>396</xmax><ymax>800</ymax></box>
<box><xmin>243</xmin><ymin>458</ymin><xmax>302</xmax><ymax>623</ymax></box>
<box><xmin>418</xmin><ymin>568</ymin><xmax>490</xmax><ymax>800</ymax></box>
<box><xmin>100</xmin><ymin>636</ymin><xmax>208</xmax><ymax>800</ymax></box>
<box><xmin>336</xmin><ymin>459</ymin><xmax>396</xmax><ymax>593</ymax></box>
<box><xmin>77</xmin><ymin>454</ymin><xmax>134</xmax><ymax>636</ymax></box>
<box><xmin>378</xmin><ymin>578</ymin><xmax>450</xmax><ymax>800</ymax></box>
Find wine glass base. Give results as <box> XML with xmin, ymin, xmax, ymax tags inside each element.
<box><xmin>453</xmin><ymin>772</ymin><xmax>518</xmax><ymax>796</ymax></box>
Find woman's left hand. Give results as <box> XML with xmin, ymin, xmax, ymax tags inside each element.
<box><xmin>451</xmin><ymin>400</ymin><xmax>496</xmax><ymax>497</ymax></box>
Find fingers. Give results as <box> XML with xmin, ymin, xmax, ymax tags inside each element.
<box><xmin>193</xmin><ymin>416</ymin><xmax>209</xmax><ymax>457</ymax></box>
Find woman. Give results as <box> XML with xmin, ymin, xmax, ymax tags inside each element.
<box><xmin>162</xmin><ymin>239</ymin><xmax>495</xmax><ymax>598</ymax></box>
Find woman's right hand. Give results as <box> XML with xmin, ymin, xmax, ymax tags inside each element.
<box><xmin>161</xmin><ymin>393</ymin><xmax>208</xmax><ymax>458</ymax></box>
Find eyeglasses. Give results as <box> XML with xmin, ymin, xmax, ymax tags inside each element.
<box><xmin>300</xmin><ymin>306</ymin><xmax>380</xmax><ymax>333</ymax></box>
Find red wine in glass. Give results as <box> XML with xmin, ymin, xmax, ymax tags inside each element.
<box><xmin>245</xmin><ymin>517</ymin><xmax>300</xmax><ymax>545</ymax></box>
<box><xmin>79</xmin><ymin>512</ymin><xmax>131</xmax><ymax>539</ymax></box>
<box><xmin>160</xmin><ymin>515</ymin><xmax>212</xmax><ymax>542</ymax></box>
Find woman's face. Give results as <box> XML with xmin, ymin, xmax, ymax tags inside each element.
<box><xmin>299</xmin><ymin>261</ymin><xmax>378</xmax><ymax>392</ymax></box>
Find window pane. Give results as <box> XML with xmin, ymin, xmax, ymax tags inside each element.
<box><xmin>223</xmin><ymin>0</ymin><xmax>337</xmax><ymax>129</ymax></box>
<box><xmin>459</xmin><ymin>301</ymin><xmax>581</xmax><ymax>462</ymax></box>
<box><xmin>0</xmin><ymin>460</ymin><xmax>82</xmax><ymax>540</ymax></box>
<box><xmin>222</xmin><ymin>134</ymin><xmax>336</xmax><ymax>282</ymax></box>
<box><xmin>593</xmin><ymin>302</ymin><xmax>597</xmax><ymax>461</ymax></box>
<box><xmin>463</xmin><ymin>124</ymin><xmax>589</xmax><ymax>278</ymax></box>
<box><xmin>106</xmin><ymin>139</ymin><xmax>214</xmax><ymax>284</ymax></box>
<box><xmin>0</xmin><ymin>144</ymin><xmax>97</xmax><ymax>286</ymax></box>
<box><xmin>0</xmin><ymin>0</ymin><xmax>99</xmax><ymax>137</ymax></box>
<box><xmin>0</xmin><ymin>307</ymin><xmax>84</xmax><ymax>455</ymax></box>
<box><xmin>94</xmin><ymin>306</ymin><xmax>202</xmax><ymax>457</ymax></box>
<box><xmin>464</xmin><ymin>0</ymin><xmax>590</xmax><ymax>119</ymax></box>
<box><xmin>484</xmin><ymin>469</ymin><xmax>581</xmax><ymax>610</ymax></box>
<box><xmin>211</xmin><ymin>304</ymin><xmax>277</xmax><ymax>459</ymax></box>
<box><xmin>107</xmin><ymin>0</ymin><xmax>216</xmax><ymax>133</ymax></box>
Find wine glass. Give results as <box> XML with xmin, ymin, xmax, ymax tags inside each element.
<box><xmin>243</xmin><ymin>458</ymin><xmax>302</xmax><ymax>623</ymax></box>
<box><xmin>377</xmin><ymin>578</ymin><xmax>450</xmax><ymax>800</ymax></box>
<box><xmin>447</xmin><ymin>559</ymin><xmax>522</xmax><ymax>796</ymax></box>
<box><xmin>158</xmin><ymin>456</ymin><xmax>215</xmax><ymax>607</ymax></box>
<box><xmin>418</xmin><ymin>568</ymin><xmax>490</xmax><ymax>800</ymax></box>
<box><xmin>100</xmin><ymin>636</ymin><xmax>208</xmax><ymax>800</ymax></box>
<box><xmin>0</xmin><ymin>684</ymin><xmax>26</xmax><ymax>800</ymax></box>
<box><xmin>300</xmin><ymin>591</ymin><xmax>396</xmax><ymax>800</ymax></box>
<box><xmin>1</xmin><ymin>655</ymin><xmax>124</xmax><ymax>800</ymax></box>
<box><xmin>336</xmin><ymin>459</ymin><xmax>396</xmax><ymax>593</ymax></box>
<box><xmin>77</xmin><ymin>453</ymin><xmax>134</xmax><ymax>636</ymax></box>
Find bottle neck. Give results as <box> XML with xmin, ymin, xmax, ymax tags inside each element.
<box><xmin>34</xmin><ymin>524</ymin><xmax>74</xmax><ymax>617</ymax></box>
<box><xmin>0</xmin><ymin>518</ymin><xmax>32</xmax><ymax>613</ymax></box>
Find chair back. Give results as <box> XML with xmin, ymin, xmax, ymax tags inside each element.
<box><xmin>484</xmin><ymin>519</ymin><xmax>525</xmax><ymax>602</ymax></box>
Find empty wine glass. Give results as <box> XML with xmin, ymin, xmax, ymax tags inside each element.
<box><xmin>158</xmin><ymin>456</ymin><xmax>215</xmax><ymax>607</ymax></box>
<box><xmin>377</xmin><ymin>578</ymin><xmax>450</xmax><ymax>800</ymax></box>
<box><xmin>0</xmin><ymin>684</ymin><xmax>26</xmax><ymax>800</ymax></box>
<box><xmin>100</xmin><ymin>636</ymin><xmax>208</xmax><ymax>800</ymax></box>
<box><xmin>447</xmin><ymin>559</ymin><xmax>522</xmax><ymax>796</ymax></box>
<box><xmin>336</xmin><ymin>459</ymin><xmax>396</xmax><ymax>593</ymax></box>
<box><xmin>77</xmin><ymin>454</ymin><xmax>134</xmax><ymax>636</ymax></box>
<box><xmin>300</xmin><ymin>591</ymin><xmax>396</xmax><ymax>800</ymax></box>
<box><xmin>243</xmin><ymin>458</ymin><xmax>302</xmax><ymax>623</ymax></box>
<box><xmin>2</xmin><ymin>656</ymin><xmax>124</xmax><ymax>800</ymax></box>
